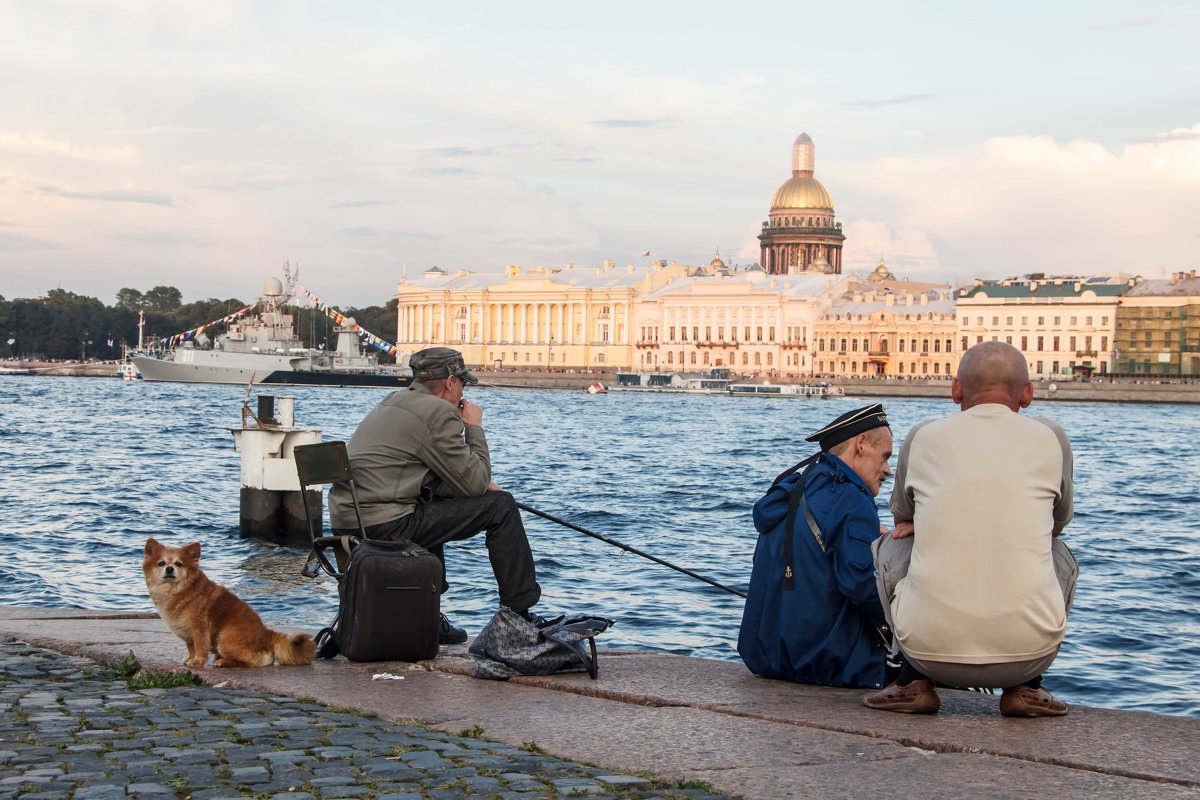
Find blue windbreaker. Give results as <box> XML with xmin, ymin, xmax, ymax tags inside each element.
<box><xmin>737</xmin><ymin>453</ymin><xmax>888</xmax><ymax>688</ymax></box>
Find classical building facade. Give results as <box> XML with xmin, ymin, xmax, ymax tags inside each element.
<box><xmin>639</xmin><ymin>268</ymin><xmax>856</xmax><ymax>375</ymax></box>
<box><xmin>815</xmin><ymin>289</ymin><xmax>958</xmax><ymax>378</ymax></box>
<box><xmin>758</xmin><ymin>133</ymin><xmax>845</xmax><ymax>275</ymax></box>
<box><xmin>955</xmin><ymin>275</ymin><xmax>1131</xmax><ymax>380</ymax></box>
<box><xmin>395</xmin><ymin>258</ymin><xmax>855</xmax><ymax>374</ymax></box>
<box><xmin>1116</xmin><ymin>270</ymin><xmax>1200</xmax><ymax>375</ymax></box>
<box><xmin>395</xmin><ymin>260</ymin><xmax>689</xmax><ymax>370</ymax></box>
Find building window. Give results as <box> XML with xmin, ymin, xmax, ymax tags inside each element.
<box><xmin>693</xmin><ymin>326</ymin><xmax>699</xmax><ymax>341</ymax></box>
<box><xmin>935</xmin><ymin>339</ymin><xmax>942</xmax><ymax>353</ymax></box>
<box><xmin>922</xmin><ymin>339</ymin><xmax>929</xmax><ymax>353</ymax></box>
<box><xmin>934</xmin><ymin>363</ymin><xmax>940</xmax><ymax>374</ymax></box>
<box><xmin>1101</xmin><ymin>335</ymin><xmax>1108</xmax><ymax>351</ymax></box>
<box><xmin>899</xmin><ymin>363</ymin><xmax>905</xmax><ymax>374</ymax></box>
<box><xmin>851</xmin><ymin>339</ymin><xmax>858</xmax><ymax>352</ymax></box>
<box><xmin>960</xmin><ymin>336</ymin><xmax>967</xmax><ymax>351</ymax></box>
<box><xmin>1036</xmin><ymin>360</ymin><xmax>1043</xmax><ymax>374</ymax></box>
<box><xmin>766</xmin><ymin>353</ymin><xmax>773</xmax><ymax>366</ymax></box>
<box><xmin>756</xmin><ymin>326</ymin><xmax>763</xmax><ymax>342</ymax></box>
<box><xmin>1021</xmin><ymin>336</ymin><xmax>1028</xmax><ymax>351</ymax></box>
<box><xmin>1006</xmin><ymin>316</ymin><xmax>1013</xmax><ymax>326</ymax></box>
<box><xmin>922</xmin><ymin>363</ymin><xmax>928</xmax><ymax>374</ymax></box>
<box><xmin>690</xmin><ymin>352</ymin><xmax>697</xmax><ymax>364</ymax></box>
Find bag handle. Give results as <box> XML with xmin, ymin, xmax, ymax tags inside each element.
<box><xmin>301</xmin><ymin>535</ymin><xmax>358</xmax><ymax>580</ymax></box>
<box><xmin>540</xmin><ymin>626</ymin><xmax>600</xmax><ymax>679</ymax></box>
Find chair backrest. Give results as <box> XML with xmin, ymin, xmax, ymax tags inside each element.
<box><xmin>295</xmin><ymin>440</ymin><xmax>355</xmax><ymax>487</ymax></box>
<box><xmin>294</xmin><ymin>441</ymin><xmax>366</xmax><ymax>544</ymax></box>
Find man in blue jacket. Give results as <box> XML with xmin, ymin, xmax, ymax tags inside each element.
<box><xmin>738</xmin><ymin>404</ymin><xmax>894</xmax><ymax>688</ymax></box>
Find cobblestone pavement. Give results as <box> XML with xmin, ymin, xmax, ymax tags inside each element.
<box><xmin>0</xmin><ymin>637</ymin><xmax>731</xmax><ymax>800</ymax></box>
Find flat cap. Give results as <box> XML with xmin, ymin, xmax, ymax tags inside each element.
<box><xmin>408</xmin><ymin>347</ymin><xmax>478</xmax><ymax>385</ymax></box>
<box><xmin>805</xmin><ymin>403</ymin><xmax>889</xmax><ymax>452</ymax></box>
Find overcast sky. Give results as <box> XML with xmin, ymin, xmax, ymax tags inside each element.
<box><xmin>1</xmin><ymin>1</ymin><xmax>1197</xmax><ymax>307</ymax></box>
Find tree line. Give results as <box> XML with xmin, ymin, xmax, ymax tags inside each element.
<box><xmin>0</xmin><ymin>286</ymin><xmax>398</xmax><ymax>363</ymax></box>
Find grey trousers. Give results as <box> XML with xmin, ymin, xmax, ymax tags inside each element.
<box><xmin>872</xmin><ymin>533</ymin><xmax>1079</xmax><ymax>689</ymax></box>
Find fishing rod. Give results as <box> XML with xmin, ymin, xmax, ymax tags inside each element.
<box><xmin>515</xmin><ymin>502</ymin><xmax>747</xmax><ymax>599</ymax></box>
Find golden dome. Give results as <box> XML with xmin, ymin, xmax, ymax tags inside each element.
<box><xmin>771</xmin><ymin>175</ymin><xmax>833</xmax><ymax>210</ymax></box>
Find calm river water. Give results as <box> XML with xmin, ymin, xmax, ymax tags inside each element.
<box><xmin>0</xmin><ymin>376</ymin><xmax>1197</xmax><ymax>717</ymax></box>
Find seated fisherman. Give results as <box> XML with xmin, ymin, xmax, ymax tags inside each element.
<box><xmin>738</xmin><ymin>404</ymin><xmax>894</xmax><ymax>689</ymax></box>
<box><xmin>865</xmin><ymin>342</ymin><xmax>1078</xmax><ymax>716</ymax></box>
<box><xmin>329</xmin><ymin>347</ymin><xmax>543</xmax><ymax>645</ymax></box>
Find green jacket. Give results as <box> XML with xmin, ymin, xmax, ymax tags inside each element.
<box><xmin>328</xmin><ymin>382</ymin><xmax>491</xmax><ymax>529</ymax></box>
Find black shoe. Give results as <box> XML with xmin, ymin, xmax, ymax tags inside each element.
<box><xmin>519</xmin><ymin>608</ymin><xmax>557</xmax><ymax>628</ymax></box>
<box><xmin>439</xmin><ymin>613</ymin><xmax>467</xmax><ymax>645</ymax></box>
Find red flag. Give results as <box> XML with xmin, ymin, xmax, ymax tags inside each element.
<box><xmin>642</xmin><ymin>250</ymin><xmax>651</xmax><ymax>257</ymax></box>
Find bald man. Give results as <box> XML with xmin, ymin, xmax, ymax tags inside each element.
<box><xmin>864</xmin><ymin>342</ymin><xmax>1078</xmax><ymax>717</ymax></box>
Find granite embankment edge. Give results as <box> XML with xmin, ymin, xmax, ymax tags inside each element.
<box><xmin>1</xmin><ymin>607</ymin><xmax>1197</xmax><ymax>799</ymax></box>
<box><xmin>8</xmin><ymin>360</ymin><xmax>1199</xmax><ymax>403</ymax></box>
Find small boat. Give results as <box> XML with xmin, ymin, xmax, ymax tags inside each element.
<box><xmin>585</xmin><ymin>382</ymin><xmax>608</xmax><ymax>394</ymax></box>
<box><xmin>728</xmin><ymin>382</ymin><xmax>841</xmax><ymax>399</ymax></box>
<box><xmin>115</xmin><ymin>361</ymin><xmax>142</xmax><ymax>381</ymax></box>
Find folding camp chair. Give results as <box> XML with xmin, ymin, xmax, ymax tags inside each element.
<box><xmin>295</xmin><ymin>440</ymin><xmax>364</xmax><ymax>579</ymax></box>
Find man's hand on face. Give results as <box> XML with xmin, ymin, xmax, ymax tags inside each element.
<box><xmin>458</xmin><ymin>399</ymin><xmax>483</xmax><ymax>426</ymax></box>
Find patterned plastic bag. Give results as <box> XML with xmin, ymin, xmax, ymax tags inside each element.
<box><xmin>468</xmin><ymin>607</ymin><xmax>615</xmax><ymax>680</ymax></box>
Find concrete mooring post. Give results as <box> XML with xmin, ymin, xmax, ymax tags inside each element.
<box><xmin>230</xmin><ymin>394</ymin><xmax>322</xmax><ymax>546</ymax></box>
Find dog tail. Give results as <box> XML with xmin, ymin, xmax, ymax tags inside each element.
<box><xmin>273</xmin><ymin>631</ymin><xmax>317</xmax><ymax>666</ymax></box>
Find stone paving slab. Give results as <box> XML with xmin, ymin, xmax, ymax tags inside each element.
<box><xmin>455</xmin><ymin>650</ymin><xmax>1200</xmax><ymax>786</ymax></box>
<box><xmin>2</xmin><ymin>608</ymin><xmax>1198</xmax><ymax>799</ymax></box>
<box><xmin>681</xmin><ymin>754</ymin><xmax>1200</xmax><ymax>800</ymax></box>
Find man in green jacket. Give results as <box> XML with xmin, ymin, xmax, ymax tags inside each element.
<box><xmin>329</xmin><ymin>347</ymin><xmax>541</xmax><ymax>644</ymax></box>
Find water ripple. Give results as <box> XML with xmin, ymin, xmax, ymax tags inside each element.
<box><xmin>0</xmin><ymin>376</ymin><xmax>1197</xmax><ymax>716</ymax></box>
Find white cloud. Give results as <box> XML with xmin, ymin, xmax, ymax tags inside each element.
<box><xmin>0</xmin><ymin>131</ymin><xmax>138</xmax><ymax>165</ymax></box>
<box><xmin>835</xmin><ymin>126</ymin><xmax>1200</xmax><ymax>280</ymax></box>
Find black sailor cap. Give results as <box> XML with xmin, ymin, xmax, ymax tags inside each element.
<box><xmin>805</xmin><ymin>403</ymin><xmax>890</xmax><ymax>452</ymax></box>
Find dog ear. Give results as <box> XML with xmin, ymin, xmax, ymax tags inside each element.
<box><xmin>183</xmin><ymin>542</ymin><xmax>201</xmax><ymax>563</ymax></box>
<box><xmin>144</xmin><ymin>538</ymin><xmax>159</xmax><ymax>556</ymax></box>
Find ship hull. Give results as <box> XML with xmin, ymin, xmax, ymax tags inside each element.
<box><xmin>132</xmin><ymin>353</ymin><xmax>412</xmax><ymax>388</ymax></box>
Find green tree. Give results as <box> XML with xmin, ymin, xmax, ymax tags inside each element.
<box><xmin>115</xmin><ymin>288</ymin><xmax>144</xmax><ymax>310</ymax></box>
<box><xmin>142</xmin><ymin>285</ymin><xmax>183</xmax><ymax>311</ymax></box>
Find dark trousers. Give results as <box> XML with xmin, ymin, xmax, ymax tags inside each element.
<box><xmin>336</xmin><ymin>490</ymin><xmax>541</xmax><ymax>613</ymax></box>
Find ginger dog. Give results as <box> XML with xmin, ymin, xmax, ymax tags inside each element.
<box><xmin>143</xmin><ymin>538</ymin><xmax>316</xmax><ymax>668</ymax></box>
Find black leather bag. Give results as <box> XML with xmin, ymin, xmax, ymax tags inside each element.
<box><xmin>311</xmin><ymin>538</ymin><xmax>441</xmax><ymax>663</ymax></box>
<box><xmin>468</xmin><ymin>607</ymin><xmax>614</xmax><ymax>680</ymax></box>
